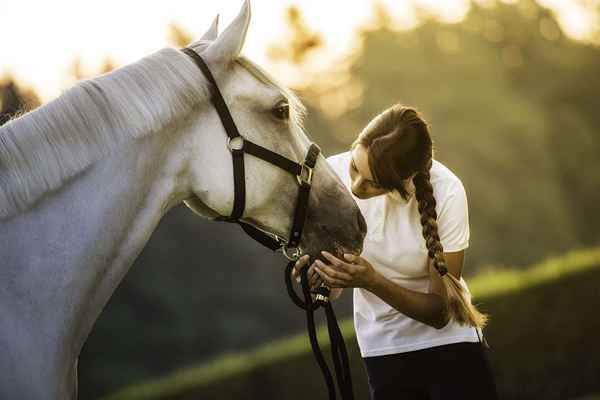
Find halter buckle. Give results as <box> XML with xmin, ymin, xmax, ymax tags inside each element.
<box><xmin>227</xmin><ymin>136</ymin><xmax>245</xmax><ymax>152</ymax></box>
<box><xmin>296</xmin><ymin>162</ymin><xmax>313</xmax><ymax>186</ymax></box>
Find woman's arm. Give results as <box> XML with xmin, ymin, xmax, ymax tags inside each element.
<box><xmin>315</xmin><ymin>250</ymin><xmax>466</xmax><ymax>329</ymax></box>
<box><xmin>367</xmin><ymin>259</ymin><xmax>448</xmax><ymax>329</ymax></box>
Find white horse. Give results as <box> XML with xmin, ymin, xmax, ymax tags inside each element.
<box><xmin>0</xmin><ymin>2</ymin><xmax>366</xmax><ymax>398</ymax></box>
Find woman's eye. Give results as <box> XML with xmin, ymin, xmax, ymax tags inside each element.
<box><xmin>272</xmin><ymin>102</ymin><xmax>289</xmax><ymax>120</ymax></box>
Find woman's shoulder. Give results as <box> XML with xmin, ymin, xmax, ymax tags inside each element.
<box><xmin>430</xmin><ymin>159</ymin><xmax>466</xmax><ymax>197</ymax></box>
<box><xmin>326</xmin><ymin>151</ymin><xmax>351</xmax><ymax>165</ymax></box>
<box><xmin>326</xmin><ymin>151</ymin><xmax>351</xmax><ymax>178</ymax></box>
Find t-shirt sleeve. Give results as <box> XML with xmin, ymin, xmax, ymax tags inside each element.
<box><xmin>437</xmin><ymin>180</ymin><xmax>470</xmax><ymax>252</ymax></box>
<box><xmin>326</xmin><ymin>155</ymin><xmax>341</xmax><ymax>170</ymax></box>
<box><xmin>326</xmin><ymin>154</ymin><xmax>347</xmax><ymax>182</ymax></box>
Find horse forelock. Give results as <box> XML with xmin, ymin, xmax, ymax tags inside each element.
<box><xmin>0</xmin><ymin>47</ymin><xmax>209</xmax><ymax>219</ymax></box>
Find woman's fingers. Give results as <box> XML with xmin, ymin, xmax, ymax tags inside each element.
<box><xmin>315</xmin><ymin>260</ymin><xmax>353</xmax><ymax>281</ymax></box>
<box><xmin>314</xmin><ymin>266</ymin><xmax>347</xmax><ymax>288</ymax></box>
<box><xmin>292</xmin><ymin>252</ymin><xmax>371</xmax><ymax>290</ymax></box>
<box><xmin>291</xmin><ymin>256</ymin><xmax>325</xmax><ymax>290</ymax></box>
<box><xmin>314</xmin><ymin>261</ymin><xmax>351</xmax><ymax>288</ymax></box>
<box><xmin>321</xmin><ymin>251</ymin><xmax>356</xmax><ymax>274</ymax></box>
<box><xmin>292</xmin><ymin>255</ymin><xmax>310</xmax><ymax>282</ymax></box>
<box><xmin>308</xmin><ymin>265</ymin><xmax>324</xmax><ymax>290</ymax></box>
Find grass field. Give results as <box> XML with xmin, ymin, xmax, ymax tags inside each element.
<box><xmin>104</xmin><ymin>247</ymin><xmax>600</xmax><ymax>400</ymax></box>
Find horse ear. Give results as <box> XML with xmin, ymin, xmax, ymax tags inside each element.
<box><xmin>204</xmin><ymin>0</ymin><xmax>251</xmax><ymax>61</ymax></box>
<box><xmin>200</xmin><ymin>15</ymin><xmax>219</xmax><ymax>41</ymax></box>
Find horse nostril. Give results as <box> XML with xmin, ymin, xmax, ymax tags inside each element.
<box><xmin>356</xmin><ymin>210</ymin><xmax>367</xmax><ymax>237</ymax></box>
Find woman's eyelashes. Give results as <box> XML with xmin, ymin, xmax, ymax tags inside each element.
<box><xmin>351</xmin><ymin>158</ymin><xmax>361</xmax><ymax>173</ymax></box>
<box><xmin>350</xmin><ymin>160</ymin><xmax>383</xmax><ymax>190</ymax></box>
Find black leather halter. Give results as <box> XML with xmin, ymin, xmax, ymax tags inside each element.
<box><xmin>182</xmin><ymin>47</ymin><xmax>354</xmax><ymax>400</ymax></box>
<box><xmin>181</xmin><ymin>47</ymin><xmax>320</xmax><ymax>260</ymax></box>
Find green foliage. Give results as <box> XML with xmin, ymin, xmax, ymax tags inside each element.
<box><xmin>103</xmin><ymin>247</ymin><xmax>600</xmax><ymax>400</ymax></box>
<box><xmin>299</xmin><ymin>0</ymin><xmax>600</xmax><ymax>269</ymax></box>
<box><xmin>5</xmin><ymin>1</ymin><xmax>599</xmax><ymax>397</ymax></box>
<box><xmin>0</xmin><ymin>78</ymin><xmax>40</xmax><ymax>125</ymax></box>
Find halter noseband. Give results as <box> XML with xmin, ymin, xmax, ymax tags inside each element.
<box><xmin>181</xmin><ymin>47</ymin><xmax>320</xmax><ymax>260</ymax></box>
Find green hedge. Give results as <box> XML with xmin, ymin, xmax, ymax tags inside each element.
<box><xmin>104</xmin><ymin>247</ymin><xmax>600</xmax><ymax>400</ymax></box>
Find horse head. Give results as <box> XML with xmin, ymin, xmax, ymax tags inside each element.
<box><xmin>183</xmin><ymin>1</ymin><xmax>366</xmax><ymax>260</ymax></box>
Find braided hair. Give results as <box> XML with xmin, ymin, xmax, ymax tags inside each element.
<box><xmin>352</xmin><ymin>104</ymin><xmax>488</xmax><ymax>328</ymax></box>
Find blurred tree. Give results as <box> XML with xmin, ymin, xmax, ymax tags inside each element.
<box><xmin>68</xmin><ymin>57</ymin><xmax>116</xmax><ymax>83</ymax></box>
<box><xmin>69</xmin><ymin>58</ymin><xmax>85</xmax><ymax>81</ymax></box>
<box><xmin>268</xmin><ymin>0</ymin><xmax>600</xmax><ymax>268</ymax></box>
<box><xmin>267</xmin><ymin>6</ymin><xmax>322</xmax><ymax>65</ymax></box>
<box><xmin>0</xmin><ymin>77</ymin><xmax>40</xmax><ymax>125</ymax></box>
<box><xmin>100</xmin><ymin>58</ymin><xmax>117</xmax><ymax>74</ymax></box>
<box><xmin>168</xmin><ymin>23</ymin><xmax>193</xmax><ymax>47</ymax></box>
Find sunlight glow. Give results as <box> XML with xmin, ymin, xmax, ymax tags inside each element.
<box><xmin>1</xmin><ymin>0</ymin><xmax>597</xmax><ymax>102</ymax></box>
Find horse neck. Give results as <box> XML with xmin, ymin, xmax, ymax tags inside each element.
<box><xmin>0</xmin><ymin>127</ymin><xmax>190</xmax><ymax>398</ymax></box>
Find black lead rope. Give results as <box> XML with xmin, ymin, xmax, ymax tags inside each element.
<box><xmin>285</xmin><ymin>261</ymin><xmax>354</xmax><ymax>400</ymax></box>
<box><xmin>182</xmin><ymin>46</ymin><xmax>354</xmax><ymax>400</ymax></box>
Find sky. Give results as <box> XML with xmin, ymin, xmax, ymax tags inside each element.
<box><xmin>1</xmin><ymin>0</ymin><xmax>597</xmax><ymax>102</ymax></box>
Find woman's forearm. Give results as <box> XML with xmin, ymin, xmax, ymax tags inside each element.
<box><xmin>367</xmin><ymin>273</ymin><xmax>449</xmax><ymax>329</ymax></box>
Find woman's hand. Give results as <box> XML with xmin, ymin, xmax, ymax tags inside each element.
<box><xmin>314</xmin><ymin>251</ymin><xmax>381</xmax><ymax>290</ymax></box>
<box><xmin>291</xmin><ymin>255</ymin><xmax>323</xmax><ymax>291</ymax></box>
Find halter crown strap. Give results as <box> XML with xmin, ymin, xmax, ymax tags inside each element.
<box><xmin>181</xmin><ymin>47</ymin><xmax>246</xmax><ymax>221</ymax></box>
<box><xmin>181</xmin><ymin>47</ymin><xmax>242</xmax><ymax>140</ymax></box>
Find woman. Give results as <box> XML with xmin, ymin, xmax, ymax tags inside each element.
<box><xmin>293</xmin><ymin>105</ymin><xmax>498</xmax><ymax>399</ymax></box>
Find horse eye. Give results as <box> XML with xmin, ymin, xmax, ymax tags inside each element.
<box><xmin>272</xmin><ymin>102</ymin><xmax>289</xmax><ymax>120</ymax></box>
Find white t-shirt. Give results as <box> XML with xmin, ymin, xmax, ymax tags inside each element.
<box><xmin>327</xmin><ymin>151</ymin><xmax>483</xmax><ymax>357</ymax></box>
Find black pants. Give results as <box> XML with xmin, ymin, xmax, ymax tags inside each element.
<box><xmin>363</xmin><ymin>342</ymin><xmax>498</xmax><ymax>400</ymax></box>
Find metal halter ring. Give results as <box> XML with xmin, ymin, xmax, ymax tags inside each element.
<box><xmin>227</xmin><ymin>136</ymin><xmax>244</xmax><ymax>152</ymax></box>
<box><xmin>315</xmin><ymin>284</ymin><xmax>330</xmax><ymax>303</ymax></box>
<box><xmin>282</xmin><ymin>245</ymin><xmax>303</xmax><ymax>261</ymax></box>
<box><xmin>296</xmin><ymin>162</ymin><xmax>314</xmax><ymax>186</ymax></box>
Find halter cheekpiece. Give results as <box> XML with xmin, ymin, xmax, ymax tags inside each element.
<box><xmin>181</xmin><ymin>47</ymin><xmax>320</xmax><ymax>260</ymax></box>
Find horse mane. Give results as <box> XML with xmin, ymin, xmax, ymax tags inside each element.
<box><xmin>0</xmin><ymin>47</ymin><xmax>208</xmax><ymax>219</ymax></box>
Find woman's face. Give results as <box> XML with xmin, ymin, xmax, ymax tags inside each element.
<box><xmin>349</xmin><ymin>144</ymin><xmax>389</xmax><ymax>199</ymax></box>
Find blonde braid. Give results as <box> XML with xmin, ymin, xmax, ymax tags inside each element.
<box><xmin>413</xmin><ymin>169</ymin><xmax>489</xmax><ymax>328</ymax></box>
